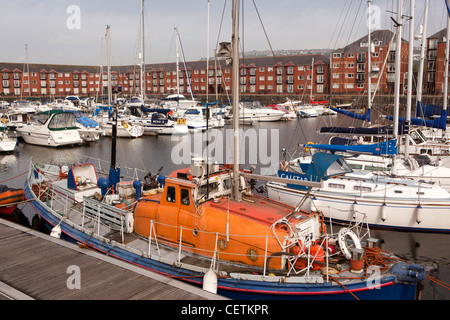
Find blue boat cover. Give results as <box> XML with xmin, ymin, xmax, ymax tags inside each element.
<box><xmin>320</xmin><ymin>125</ymin><xmax>395</xmax><ymax>136</ymax></box>
<box><xmin>330</xmin><ymin>107</ymin><xmax>371</xmax><ymax>122</ymax></box>
<box><xmin>386</xmin><ymin>109</ymin><xmax>447</xmax><ymax>131</ymax></box>
<box><xmin>416</xmin><ymin>101</ymin><xmax>445</xmax><ymax>118</ymax></box>
<box><xmin>304</xmin><ymin>139</ymin><xmax>398</xmax><ymax>156</ymax></box>
<box><xmin>141</xmin><ymin>106</ymin><xmax>171</xmax><ymax>114</ymax></box>
<box><xmin>78</xmin><ymin>117</ymin><xmax>99</xmax><ymax>128</ymax></box>
<box><xmin>278</xmin><ymin>153</ymin><xmax>353</xmax><ymax>190</ymax></box>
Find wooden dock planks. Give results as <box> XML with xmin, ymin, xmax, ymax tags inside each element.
<box><xmin>0</xmin><ymin>219</ymin><xmax>226</xmax><ymax>300</ymax></box>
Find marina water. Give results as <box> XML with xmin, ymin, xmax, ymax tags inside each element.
<box><xmin>1</xmin><ymin>113</ymin><xmax>449</xmax><ymax>300</ymax></box>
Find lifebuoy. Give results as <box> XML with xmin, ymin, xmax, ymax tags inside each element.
<box><xmin>123</xmin><ymin>122</ymin><xmax>129</xmax><ymax>128</ymax></box>
<box><xmin>338</xmin><ymin>227</ymin><xmax>362</xmax><ymax>259</ymax></box>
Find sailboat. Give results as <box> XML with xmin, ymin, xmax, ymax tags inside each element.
<box><xmin>23</xmin><ymin>4</ymin><xmax>426</xmax><ymax>300</ymax></box>
<box><xmin>268</xmin><ymin>0</ymin><xmax>450</xmax><ymax>233</ymax></box>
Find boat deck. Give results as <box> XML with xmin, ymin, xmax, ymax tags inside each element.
<box><xmin>0</xmin><ymin>219</ymin><xmax>226</xmax><ymax>300</ymax></box>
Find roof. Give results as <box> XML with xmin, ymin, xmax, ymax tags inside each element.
<box><xmin>0</xmin><ymin>54</ymin><xmax>330</xmax><ymax>75</ymax></box>
<box><xmin>428</xmin><ymin>28</ymin><xmax>448</xmax><ymax>42</ymax></box>
<box><xmin>0</xmin><ymin>62</ymin><xmax>100</xmax><ymax>74</ymax></box>
<box><xmin>333</xmin><ymin>29</ymin><xmax>407</xmax><ymax>54</ymax></box>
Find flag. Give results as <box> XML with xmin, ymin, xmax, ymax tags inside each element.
<box><xmin>446</xmin><ymin>0</ymin><xmax>450</xmax><ymax>17</ymax></box>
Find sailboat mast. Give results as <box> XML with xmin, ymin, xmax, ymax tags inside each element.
<box><xmin>206</xmin><ymin>0</ymin><xmax>210</xmax><ymax>104</ymax></box>
<box><xmin>444</xmin><ymin>3</ymin><xmax>450</xmax><ymax>113</ymax></box>
<box><xmin>404</xmin><ymin>0</ymin><xmax>415</xmax><ymax>157</ymax></box>
<box><xmin>231</xmin><ymin>0</ymin><xmax>241</xmax><ymax>202</ymax></box>
<box><xmin>175</xmin><ymin>28</ymin><xmax>180</xmax><ymax>103</ymax></box>
<box><xmin>140</xmin><ymin>0</ymin><xmax>145</xmax><ymax>100</ymax></box>
<box><xmin>106</xmin><ymin>25</ymin><xmax>116</xmax><ymax>170</ymax></box>
<box><xmin>367</xmin><ymin>0</ymin><xmax>372</xmax><ymax>124</ymax></box>
<box><xmin>416</xmin><ymin>0</ymin><xmax>429</xmax><ymax>104</ymax></box>
<box><xmin>392</xmin><ymin>0</ymin><xmax>403</xmax><ymax>176</ymax></box>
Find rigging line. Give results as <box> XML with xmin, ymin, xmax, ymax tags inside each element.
<box><xmin>214</xmin><ymin>0</ymin><xmax>228</xmax><ymax>51</ymax></box>
<box><xmin>176</xmin><ymin>30</ymin><xmax>195</xmax><ymax>101</ymax></box>
<box><xmin>251</xmin><ymin>0</ymin><xmax>275</xmax><ymax>57</ymax></box>
<box><xmin>332</xmin><ymin>0</ymin><xmax>354</xmax><ymax>50</ymax></box>
<box><xmin>344</xmin><ymin>0</ymin><xmax>364</xmax><ymax>50</ymax></box>
<box><xmin>326</xmin><ymin>0</ymin><xmax>351</xmax><ymax>50</ymax></box>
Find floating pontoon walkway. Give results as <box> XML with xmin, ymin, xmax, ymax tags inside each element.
<box><xmin>0</xmin><ymin>219</ymin><xmax>227</xmax><ymax>300</ymax></box>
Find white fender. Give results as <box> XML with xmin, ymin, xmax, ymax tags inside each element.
<box><xmin>338</xmin><ymin>227</ymin><xmax>362</xmax><ymax>260</ymax></box>
<box><xmin>380</xmin><ymin>203</ymin><xmax>387</xmax><ymax>222</ymax></box>
<box><xmin>50</xmin><ymin>224</ymin><xmax>62</xmax><ymax>239</ymax></box>
<box><xmin>203</xmin><ymin>268</ymin><xmax>218</xmax><ymax>294</ymax></box>
<box><xmin>416</xmin><ymin>205</ymin><xmax>423</xmax><ymax>224</ymax></box>
<box><xmin>352</xmin><ymin>201</ymin><xmax>358</xmax><ymax>219</ymax></box>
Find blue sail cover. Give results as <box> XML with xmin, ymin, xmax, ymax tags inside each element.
<box><xmin>320</xmin><ymin>125</ymin><xmax>395</xmax><ymax>136</ymax></box>
<box><xmin>386</xmin><ymin>109</ymin><xmax>447</xmax><ymax>131</ymax></box>
<box><xmin>416</xmin><ymin>101</ymin><xmax>444</xmax><ymax>118</ymax></box>
<box><xmin>277</xmin><ymin>153</ymin><xmax>353</xmax><ymax>190</ymax></box>
<box><xmin>304</xmin><ymin>139</ymin><xmax>398</xmax><ymax>156</ymax></box>
<box><xmin>330</xmin><ymin>107</ymin><xmax>371</xmax><ymax>122</ymax></box>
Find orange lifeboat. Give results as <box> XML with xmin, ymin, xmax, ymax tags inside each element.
<box><xmin>133</xmin><ymin>165</ymin><xmax>325</xmax><ymax>271</ymax></box>
<box><xmin>0</xmin><ymin>185</ymin><xmax>26</xmax><ymax>215</ymax></box>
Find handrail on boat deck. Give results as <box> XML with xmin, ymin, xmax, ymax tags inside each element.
<box><xmin>27</xmin><ymin>167</ymin><xmax>368</xmax><ymax>278</ymax></box>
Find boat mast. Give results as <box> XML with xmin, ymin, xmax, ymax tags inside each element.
<box><xmin>21</xmin><ymin>44</ymin><xmax>30</xmax><ymax>100</ymax></box>
<box><xmin>416</xmin><ymin>0</ymin><xmax>429</xmax><ymax>105</ymax></box>
<box><xmin>392</xmin><ymin>0</ymin><xmax>403</xmax><ymax>176</ymax></box>
<box><xmin>140</xmin><ymin>0</ymin><xmax>146</xmax><ymax>101</ymax></box>
<box><xmin>404</xmin><ymin>0</ymin><xmax>415</xmax><ymax>157</ymax></box>
<box><xmin>367</xmin><ymin>0</ymin><xmax>372</xmax><ymax>125</ymax></box>
<box><xmin>444</xmin><ymin>1</ymin><xmax>450</xmax><ymax>115</ymax></box>
<box><xmin>107</xmin><ymin>26</ymin><xmax>116</xmax><ymax>169</ymax></box>
<box><xmin>231</xmin><ymin>0</ymin><xmax>241</xmax><ymax>202</ymax></box>
<box><xmin>175</xmin><ymin>27</ymin><xmax>180</xmax><ymax>105</ymax></box>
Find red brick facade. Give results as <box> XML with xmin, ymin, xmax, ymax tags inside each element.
<box><xmin>330</xmin><ymin>30</ymin><xmax>409</xmax><ymax>95</ymax></box>
<box><xmin>425</xmin><ymin>28</ymin><xmax>449</xmax><ymax>94</ymax></box>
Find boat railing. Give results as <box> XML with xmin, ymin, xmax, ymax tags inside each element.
<box><xmin>144</xmin><ymin>218</ymin><xmax>339</xmax><ymax>277</ymax></box>
<box><xmin>82</xmin><ymin>196</ymin><xmax>133</xmax><ymax>234</ymax></box>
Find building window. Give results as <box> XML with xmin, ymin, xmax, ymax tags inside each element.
<box><xmin>317</xmin><ymin>65</ymin><xmax>324</xmax><ymax>74</ymax></box>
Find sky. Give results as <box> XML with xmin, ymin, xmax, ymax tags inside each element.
<box><xmin>0</xmin><ymin>0</ymin><xmax>448</xmax><ymax>67</ymax></box>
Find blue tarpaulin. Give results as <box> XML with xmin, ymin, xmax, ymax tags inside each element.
<box><xmin>304</xmin><ymin>139</ymin><xmax>398</xmax><ymax>156</ymax></box>
<box><xmin>330</xmin><ymin>107</ymin><xmax>371</xmax><ymax>122</ymax></box>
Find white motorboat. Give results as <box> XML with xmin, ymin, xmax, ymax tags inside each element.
<box><xmin>160</xmin><ymin>94</ymin><xmax>198</xmax><ymax>109</ymax></box>
<box><xmin>297</xmin><ymin>104</ymin><xmax>318</xmax><ymax>118</ymax></box>
<box><xmin>17</xmin><ymin>110</ymin><xmax>83</xmax><ymax>147</ymax></box>
<box><xmin>0</xmin><ymin>125</ymin><xmax>17</xmax><ymax>152</ymax></box>
<box><xmin>129</xmin><ymin>109</ymin><xmax>188</xmax><ymax>135</ymax></box>
<box><xmin>72</xmin><ymin>113</ymin><xmax>104</xmax><ymax>142</ymax></box>
<box><xmin>101</xmin><ymin>120</ymin><xmax>144</xmax><ymax>138</ymax></box>
<box><xmin>239</xmin><ymin>100</ymin><xmax>285</xmax><ymax>122</ymax></box>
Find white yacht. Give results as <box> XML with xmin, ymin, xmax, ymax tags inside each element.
<box><xmin>0</xmin><ymin>125</ymin><xmax>17</xmax><ymax>152</ymax></box>
<box><xmin>17</xmin><ymin>110</ymin><xmax>83</xmax><ymax>147</ymax></box>
<box><xmin>239</xmin><ymin>100</ymin><xmax>285</xmax><ymax>122</ymax></box>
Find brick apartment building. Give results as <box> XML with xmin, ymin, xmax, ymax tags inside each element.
<box><xmin>2</xmin><ymin>27</ymin><xmax>447</xmax><ymax>103</ymax></box>
<box><xmin>426</xmin><ymin>28</ymin><xmax>449</xmax><ymax>94</ymax></box>
<box><xmin>0</xmin><ymin>54</ymin><xmax>329</xmax><ymax>102</ymax></box>
<box><xmin>330</xmin><ymin>29</ymin><xmax>410</xmax><ymax>96</ymax></box>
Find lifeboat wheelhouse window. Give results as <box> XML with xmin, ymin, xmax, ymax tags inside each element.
<box><xmin>167</xmin><ymin>186</ymin><xmax>176</xmax><ymax>203</ymax></box>
<box><xmin>181</xmin><ymin>188</ymin><xmax>190</xmax><ymax>206</ymax></box>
